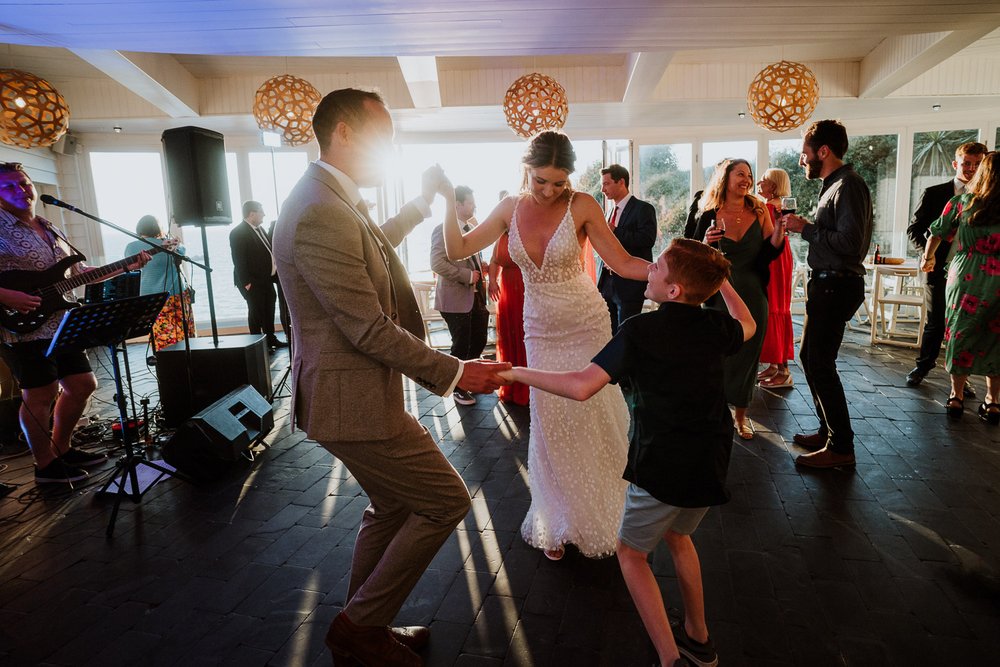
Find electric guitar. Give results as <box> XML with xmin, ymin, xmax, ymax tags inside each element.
<box><xmin>0</xmin><ymin>248</ymin><xmax>166</xmax><ymax>334</ymax></box>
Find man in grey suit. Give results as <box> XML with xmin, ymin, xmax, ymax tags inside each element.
<box><xmin>272</xmin><ymin>88</ymin><xmax>509</xmax><ymax>667</ymax></box>
<box><xmin>430</xmin><ymin>185</ymin><xmax>489</xmax><ymax>406</ymax></box>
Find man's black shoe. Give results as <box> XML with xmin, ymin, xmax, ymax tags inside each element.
<box><xmin>267</xmin><ymin>338</ymin><xmax>290</xmax><ymax>349</ymax></box>
<box><xmin>905</xmin><ymin>367</ymin><xmax>928</xmax><ymax>387</ymax></box>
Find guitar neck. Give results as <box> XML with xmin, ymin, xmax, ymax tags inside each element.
<box><xmin>53</xmin><ymin>247</ymin><xmax>164</xmax><ymax>293</ymax></box>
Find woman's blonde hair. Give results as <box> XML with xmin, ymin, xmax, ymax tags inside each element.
<box><xmin>762</xmin><ymin>168</ymin><xmax>791</xmax><ymax>198</ymax></box>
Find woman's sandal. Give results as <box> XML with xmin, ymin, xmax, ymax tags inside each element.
<box><xmin>946</xmin><ymin>396</ymin><xmax>965</xmax><ymax>419</ymax></box>
<box><xmin>977</xmin><ymin>402</ymin><xmax>1000</xmax><ymax>425</ymax></box>
<box><xmin>757</xmin><ymin>366</ymin><xmax>779</xmax><ymax>381</ymax></box>
<box><xmin>735</xmin><ymin>419</ymin><xmax>756</xmax><ymax>440</ymax></box>
<box><xmin>544</xmin><ymin>546</ymin><xmax>565</xmax><ymax>561</ymax></box>
<box><xmin>760</xmin><ymin>372</ymin><xmax>793</xmax><ymax>388</ymax></box>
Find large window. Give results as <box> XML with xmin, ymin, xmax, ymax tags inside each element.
<box><xmin>395</xmin><ymin>142</ymin><xmax>524</xmax><ymax>279</ymax></box>
<box><xmin>248</xmin><ymin>151</ymin><xmax>310</xmax><ymax>218</ymax></box>
<box><xmin>702</xmin><ymin>140</ymin><xmax>756</xmax><ymax>184</ymax></box>
<box><xmin>908</xmin><ymin>130</ymin><xmax>979</xmax><ymax>229</ymax></box>
<box><xmin>846</xmin><ymin>134</ymin><xmax>898</xmax><ymax>255</ymax></box>
<box><xmin>89</xmin><ymin>152</ymin><xmax>169</xmax><ymax>266</ymax></box>
<box><xmin>637</xmin><ymin>143</ymin><xmax>691</xmax><ymax>253</ymax></box>
<box><xmin>182</xmin><ymin>153</ymin><xmax>243</xmax><ymax>328</ymax></box>
<box><xmin>769</xmin><ymin>139</ymin><xmax>820</xmax><ymax>263</ymax></box>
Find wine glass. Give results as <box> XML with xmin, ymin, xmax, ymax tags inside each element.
<box><xmin>780</xmin><ymin>196</ymin><xmax>797</xmax><ymax>216</ymax></box>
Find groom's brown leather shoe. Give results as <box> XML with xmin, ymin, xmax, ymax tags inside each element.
<box><xmin>795</xmin><ymin>447</ymin><xmax>856</xmax><ymax>469</ymax></box>
<box><xmin>792</xmin><ymin>432</ymin><xmax>828</xmax><ymax>451</ymax></box>
<box><xmin>391</xmin><ymin>625</ymin><xmax>430</xmax><ymax>651</ymax></box>
<box><xmin>325</xmin><ymin>612</ymin><xmax>423</xmax><ymax>666</ymax></box>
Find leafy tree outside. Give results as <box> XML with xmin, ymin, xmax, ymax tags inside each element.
<box><xmin>636</xmin><ymin>145</ymin><xmax>691</xmax><ymax>254</ymax></box>
<box><xmin>909</xmin><ymin>129</ymin><xmax>980</xmax><ymax>222</ymax></box>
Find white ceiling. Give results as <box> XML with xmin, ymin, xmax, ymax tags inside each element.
<box><xmin>1</xmin><ymin>1</ymin><xmax>1000</xmax><ymax>139</ymax></box>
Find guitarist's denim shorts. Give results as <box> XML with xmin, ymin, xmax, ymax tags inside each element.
<box><xmin>0</xmin><ymin>340</ymin><xmax>92</xmax><ymax>390</ymax></box>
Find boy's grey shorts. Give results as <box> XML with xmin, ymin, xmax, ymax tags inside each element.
<box><xmin>618</xmin><ymin>483</ymin><xmax>709</xmax><ymax>553</ymax></box>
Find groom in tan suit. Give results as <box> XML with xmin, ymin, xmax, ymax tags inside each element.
<box><xmin>272</xmin><ymin>88</ymin><xmax>509</xmax><ymax>667</ymax></box>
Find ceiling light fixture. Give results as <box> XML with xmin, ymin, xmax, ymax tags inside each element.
<box><xmin>746</xmin><ymin>60</ymin><xmax>819</xmax><ymax>133</ymax></box>
<box><xmin>503</xmin><ymin>72</ymin><xmax>569</xmax><ymax>139</ymax></box>
<box><xmin>0</xmin><ymin>69</ymin><xmax>70</xmax><ymax>148</ymax></box>
<box><xmin>252</xmin><ymin>74</ymin><xmax>321</xmax><ymax>146</ymax></box>
<box><xmin>738</xmin><ymin>111</ymin><xmax>746</xmax><ymax>119</ymax></box>
<box><xmin>113</xmin><ymin>126</ymin><xmax>122</xmax><ymax>133</ymax></box>
<box><xmin>931</xmin><ymin>104</ymin><xmax>942</xmax><ymax>111</ymax></box>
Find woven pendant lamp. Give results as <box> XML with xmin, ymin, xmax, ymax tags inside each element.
<box><xmin>252</xmin><ymin>74</ymin><xmax>322</xmax><ymax>146</ymax></box>
<box><xmin>503</xmin><ymin>72</ymin><xmax>569</xmax><ymax>139</ymax></box>
<box><xmin>746</xmin><ymin>60</ymin><xmax>819</xmax><ymax>133</ymax></box>
<box><xmin>0</xmin><ymin>69</ymin><xmax>70</xmax><ymax>148</ymax></box>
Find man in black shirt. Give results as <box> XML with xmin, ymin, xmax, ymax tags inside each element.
<box><xmin>904</xmin><ymin>142</ymin><xmax>986</xmax><ymax>392</ymax></box>
<box><xmin>783</xmin><ymin>120</ymin><xmax>873</xmax><ymax>469</ymax></box>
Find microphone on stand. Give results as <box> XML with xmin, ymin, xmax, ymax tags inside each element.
<box><xmin>39</xmin><ymin>194</ymin><xmax>83</xmax><ymax>213</ymax></box>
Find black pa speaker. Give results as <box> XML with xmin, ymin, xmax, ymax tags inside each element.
<box><xmin>155</xmin><ymin>334</ymin><xmax>272</xmax><ymax>426</ymax></box>
<box><xmin>162</xmin><ymin>385</ymin><xmax>274</xmax><ymax>483</ymax></box>
<box><xmin>162</xmin><ymin>126</ymin><xmax>232</xmax><ymax>226</ymax></box>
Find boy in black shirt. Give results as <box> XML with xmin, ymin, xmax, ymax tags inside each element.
<box><xmin>501</xmin><ymin>239</ymin><xmax>755</xmax><ymax>667</ymax></box>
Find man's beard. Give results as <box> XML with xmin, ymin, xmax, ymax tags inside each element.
<box><xmin>805</xmin><ymin>157</ymin><xmax>823</xmax><ymax>179</ymax></box>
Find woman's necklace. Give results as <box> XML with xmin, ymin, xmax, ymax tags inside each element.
<box><xmin>719</xmin><ymin>202</ymin><xmax>746</xmax><ymax>227</ymax></box>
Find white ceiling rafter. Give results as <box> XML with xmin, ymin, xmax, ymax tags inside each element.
<box><xmin>859</xmin><ymin>25</ymin><xmax>1000</xmax><ymax>98</ymax></box>
<box><xmin>69</xmin><ymin>49</ymin><xmax>200</xmax><ymax>117</ymax></box>
<box><xmin>397</xmin><ymin>56</ymin><xmax>441</xmax><ymax>108</ymax></box>
<box><xmin>622</xmin><ymin>52</ymin><xmax>674</xmax><ymax>104</ymax></box>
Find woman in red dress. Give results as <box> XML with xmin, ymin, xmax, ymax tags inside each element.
<box><xmin>488</xmin><ymin>230</ymin><xmax>530</xmax><ymax>405</ymax></box>
<box><xmin>756</xmin><ymin>168</ymin><xmax>795</xmax><ymax>388</ymax></box>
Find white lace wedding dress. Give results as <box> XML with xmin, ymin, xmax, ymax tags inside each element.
<box><xmin>509</xmin><ymin>194</ymin><xmax>630</xmax><ymax>558</ymax></box>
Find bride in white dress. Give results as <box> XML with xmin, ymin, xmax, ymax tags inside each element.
<box><xmin>443</xmin><ymin>131</ymin><xmax>652</xmax><ymax>559</ymax></box>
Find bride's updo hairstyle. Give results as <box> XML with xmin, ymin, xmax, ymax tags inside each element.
<box><xmin>520</xmin><ymin>131</ymin><xmax>577</xmax><ymax>192</ymax></box>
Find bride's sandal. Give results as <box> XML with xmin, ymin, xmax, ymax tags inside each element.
<box><xmin>946</xmin><ymin>397</ymin><xmax>965</xmax><ymax>419</ymax></box>
<box><xmin>978</xmin><ymin>402</ymin><xmax>1000</xmax><ymax>425</ymax></box>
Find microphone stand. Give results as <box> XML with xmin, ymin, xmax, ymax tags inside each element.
<box><xmin>42</xmin><ymin>198</ymin><xmax>208</xmax><ymax>432</ymax></box>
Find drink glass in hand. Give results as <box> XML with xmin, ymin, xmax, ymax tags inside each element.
<box><xmin>713</xmin><ymin>219</ymin><xmax>726</xmax><ymax>249</ymax></box>
<box><xmin>780</xmin><ymin>197</ymin><xmax>797</xmax><ymax>216</ymax></box>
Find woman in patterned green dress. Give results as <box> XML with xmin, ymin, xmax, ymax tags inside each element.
<box><xmin>921</xmin><ymin>151</ymin><xmax>1000</xmax><ymax>423</ymax></box>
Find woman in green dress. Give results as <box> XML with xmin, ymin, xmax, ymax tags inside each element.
<box><xmin>693</xmin><ymin>159</ymin><xmax>785</xmax><ymax>439</ymax></box>
<box><xmin>921</xmin><ymin>150</ymin><xmax>1000</xmax><ymax>423</ymax></box>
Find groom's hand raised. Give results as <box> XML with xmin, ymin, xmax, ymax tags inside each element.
<box><xmin>458</xmin><ymin>359</ymin><xmax>512</xmax><ymax>393</ymax></box>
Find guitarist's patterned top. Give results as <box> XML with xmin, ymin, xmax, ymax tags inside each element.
<box><xmin>0</xmin><ymin>208</ymin><xmax>86</xmax><ymax>343</ymax></box>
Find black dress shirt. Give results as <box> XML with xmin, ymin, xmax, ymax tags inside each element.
<box><xmin>801</xmin><ymin>164</ymin><xmax>873</xmax><ymax>276</ymax></box>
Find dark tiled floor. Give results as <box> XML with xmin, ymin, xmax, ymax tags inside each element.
<box><xmin>0</xmin><ymin>328</ymin><xmax>998</xmax><ymax>666</ymax></box>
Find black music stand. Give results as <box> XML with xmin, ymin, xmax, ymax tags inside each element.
<box><xmin>46</xmin><ymin>293</ymin><xmax>187</xmax><ymax>537</ymax></box>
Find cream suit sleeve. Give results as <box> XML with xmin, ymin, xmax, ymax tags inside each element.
<box><xmin>292</xmin><ymin>199</ymin><xmax>460</xmax><ymax>391</ymax></box>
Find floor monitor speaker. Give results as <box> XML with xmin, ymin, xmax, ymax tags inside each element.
<box><xmin>155</xmin><ymin>334</ymin><xmax>272</xmax><ymax>426</ymax></box>
<box><xmin>162</xmin><ymin>385</ymin><xmax>274</xmax><ymax>483</ymax></box>
<box><xmin>162</xmin><ymin>126</ymin><xmax>232</xmax><ymax>226</ymax></box>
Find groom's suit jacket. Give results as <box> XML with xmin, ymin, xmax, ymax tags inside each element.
<box><xmin>597</xmin><ymin>195</ymin><xmax>657</xmax><ymax>304</ymax></box>
<box><xmin>272</xmin><ymin>163</ymin><xmax>460</xmax><ymax>442</ymax></box>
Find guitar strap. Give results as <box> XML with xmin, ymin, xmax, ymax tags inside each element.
<box><xmin>39</xmin><ymin>217</ymin><xmax>86</xmax><ymax>262</ymax></box>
